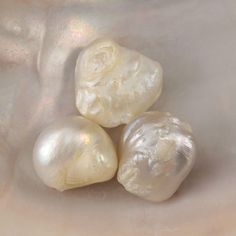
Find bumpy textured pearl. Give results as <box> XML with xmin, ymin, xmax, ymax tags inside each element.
<box><xmin>117</xmin><ymin>112</ymin><xmax>196</xmax><ymax>202</ymax></box>
<box><xmin>75</xmin><ymin>38</ymin><xmax>163</xmax><ymax>128</ymax></box>
<box><xmin>33</xmin><ymin>116</ymin><xmax>118</xmax><ymax>191</ymax></box>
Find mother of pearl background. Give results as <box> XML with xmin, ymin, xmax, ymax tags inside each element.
<box><xmin>0</xmin><ymin>0</ymin><xmax>236</xmax><ymax>235</ymax></box>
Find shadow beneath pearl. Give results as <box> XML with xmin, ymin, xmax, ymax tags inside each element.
<box><xmin>11</xmin><ymin>140</ymin><xmax>130</xmax><ymax>207</ymax></box>
<box><xmin>105</xmin><ymin>125</ymin><xmax>125</xmax><ymax>149</ymax></box>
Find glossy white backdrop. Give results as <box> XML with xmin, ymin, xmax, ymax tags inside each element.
<box><xmin>0</xmin><ymin>0</ymin><xmax>236</xmax><ymax>235</ymax></box>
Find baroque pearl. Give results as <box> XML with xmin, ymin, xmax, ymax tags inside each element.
<box><xmin>117</xmin><ymin>112</ymin><xmax>196</xmax><ymax>202</ymax></box>
<box><xmin>75</xmin><ymin>38</ymin><xmax>163</xmax><ymax>128</ymax></box>
<box><xmin>33</xmin><ymin>116</ymin><xmax>118</xmax><ymax>191</ymax></box>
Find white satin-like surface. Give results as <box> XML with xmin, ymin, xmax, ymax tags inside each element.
<box><xmin>0</xmin><ymin>0</ymin><xmax>236</xmax><ymax>235</ymax></box>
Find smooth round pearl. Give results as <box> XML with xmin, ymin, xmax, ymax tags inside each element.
<box><xmin>75</xmin><ymin>38</ymin><xmax>163</xmax><ymax>128</ymax></box>
<box><xmin>33</xmin><ymin>116</ymin><xmax>118</xmax><ymax>191</ymax></box>
<box><xmin>117</xmin><ymin>112</ymin><xmax>196</xmax><ymax>202</ymax></box>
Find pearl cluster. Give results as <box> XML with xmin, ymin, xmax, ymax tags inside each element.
<box><xmin>33</xmin><ymin>38</ymin><xmax>196</xmax><ymax>202</ymax></box>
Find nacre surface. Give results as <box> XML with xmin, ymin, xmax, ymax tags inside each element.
<box><xmin>118</xmin><ymin>112</ymin><xmax>196</xmax><ymax>202</ymax></box>
<box><xmin>33</xmin><ymin>116</ymin><xmax>118</xmax><ymax>191</ymax></box>
<box><xmin>75</xmin><ymin>38</ymin><xmax>163</xmax><ymax>127</ymax></box>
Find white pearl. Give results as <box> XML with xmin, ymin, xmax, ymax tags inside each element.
<box><xmin>75</xmin><ymin>38</ymin><xmax>163</xmax><ymax>128</ymax></box>
<box><xmin>117</xmin><ymin>112</ymin><xmax>196</xmax><ymax>202</ymax></box>
<box><xmin>33</xmin><ymin>116</ymin><xmax>118</xmax><ymax>191</ymax></box>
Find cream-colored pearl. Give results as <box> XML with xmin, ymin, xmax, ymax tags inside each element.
<box><xmin>75</xmin><ymin>38</ymin><xmax>163</xmax><ymax>128</ymax></box>
<box><xmin>33</xmin><ymin>116</ymin><xmax>118</xmax><ymax>191</ymax></box>
<box><xmin>117</xmin><ymin>112</ymin><xmax>196</xmax><ymax>202</ymax></box>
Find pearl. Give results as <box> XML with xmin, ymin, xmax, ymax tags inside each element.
<box><xmin>75</xmin><ymin>38</ymin><xmax>163</xmax><ymax>128</ymax></box>
<box><xmin>33</xmin><ymin>116</ymin><xmax>118</xmax><ymax>191</ymax></box>
<box><xmin>117</xmin><ymin>112</ymin><xmax>196</xmax><ymax>202</ymax></box>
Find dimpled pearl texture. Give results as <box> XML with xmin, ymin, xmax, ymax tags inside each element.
<box><xmin>75</xmin><ymin>38</ymin><xmax>163</xmax><ymax>128</ymax></box>
<box><xmin>33</xmin><ymin>116</ymin><xmax>118</xmax><ymax>191</ymax></box>
<box><xmin>117</xmin><ymin>112</ymin><xmax>196</xmax><ymax>202</ymax></box>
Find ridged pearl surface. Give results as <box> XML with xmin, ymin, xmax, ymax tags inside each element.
<box><xmin>75</xmin><ymin>38</ymin><xmax>163</xmax><ymax>128</ymax></box>
<box><xmin>33</xmin><ymin>116</ymin><xmax>118</xmax><ymax>191</ymax></box>
<box><xmin>117</xmin><ymin>112</ymin><xmax>196</xmax><ymax>202</ymax></box>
